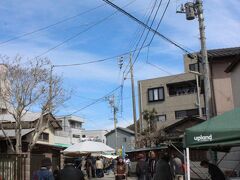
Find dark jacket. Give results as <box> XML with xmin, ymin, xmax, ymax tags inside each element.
<box><xmin>208</xmin><ymin>163</ymin><xmax>225</xmax><ymax>180</ymax></box>
<box><xmin>32</xmin><ymin>167</ymin><xmax>55</xmax><ymax>180</ymax></box>
<box><xmin>57</xmin><ymin>165</ymin><xmax>84</xmax><ymax>180</ymax></box>
<box><xmin>148</xmin><ymin>158</ymin><xmax>157</xmax><ymax>177</ymax></box>
<box><xmin>153</xmin><ymin>159</ymin><xmax>173</xmax><ymax>180</ymax></box>
<box><xmin>136</xmin><ymin>159</ymin><xmax>149</xmax><ymax>180</ymax></box>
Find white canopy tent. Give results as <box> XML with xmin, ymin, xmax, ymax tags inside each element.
<box><xmin>63</xmin><ymin>141</ymin><xmax>115</xmax><ymax>155</ymax></box>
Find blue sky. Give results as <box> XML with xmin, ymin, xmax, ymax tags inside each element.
<box><xmin>0</xmin><ymin>0</ymin><xmax>239</xmax><ymax>130</ymax></box>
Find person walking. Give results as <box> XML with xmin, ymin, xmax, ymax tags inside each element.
<box><xmin>96</xmin><ymin>157</ymin><xmax>104</xmax><ymax>178</ymax></box>
<box><xmin>114</xmin><ymin>156</ymin><xmax>128</xmax><ymax>180</ymax></box>
<box><xmin>153</xmin><ymin>153</ymin><xmax>173</xmax><ymax>180</ymax></box>
<box><xmin>32</xmin><ymin>157</ymin><xmax>55</xmax><ymax>180</ymax></box>
<box><xmin>148</xmin><ymin>151</ymin><xmax>157</xmax><ymax>179</ymax></box>
<box><xmin>171</xmin><ymin>154</ymin><xmax>184</xmax><ymax>180</ymax></box>
<box><xmin>57</xmin><ymin>158</ymin><xmax>84</xmax><ymax>180</ymax></box>
<box><xmin>200</xmin><ymin>160</ymin><xmax>225</xmax><ymax>180</ymax></box>
<box><xmin>136</xmin><ymin>154</ymin><xmax>149</xmax><ymax>180</ymax></box>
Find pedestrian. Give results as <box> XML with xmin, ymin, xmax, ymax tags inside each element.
<box><xmin>200</xmin><ymin>160</ymin><xmax>225</xmax><ymax>180</ymax></box>
<box><xmin>153</xmin><ymin>153</ymin><xmax>173</xmax><ymax>180</ymax></box>
<box><xmin>148</xmin><ymin>151</ymin><xmax>157</xmax><ymax>179</ymax></box>
<box><xmin>171</xmin><ymin>153</ymin><xmax>184</xmax><ymax>180</ymax></box>
<box><xmin>136</xmin><ymin>154</ymin><xmax>149</xmax><ymax>180</ymax></box>
<box><xmin>96</xmin><ymin>157</ymin><xmax>104</xmax><ymax>178</ymax></box>
<box><xmin>114</xmin><ymin>156</ymin><xmax>128</xmax><ymax>180</ymax></box>
<box><xmin>85</xmin><ymin>155</ymin><xmax>93</xmax><ymax>178</ymax></box>
<box><xmin>32</xmin><ymin>157</ymin><xmax>55</xmax><ymax>180</ymax></box>
<box><xmin>57</xmin><ymin>157</ymin><xmax>84</xmax><ymax>180</ymax></box>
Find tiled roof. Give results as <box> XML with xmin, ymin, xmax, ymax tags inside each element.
<box><xmin>105</xmin><ymin>127</ymin><xmax>135</xmax><ymax>136</ymax></box>
<box><xmin>0</xmin><ymin>112</ymin><xmax>42</xmax><ymax>122</ymax></box>
<box><xmin>0</xmin><ymin>128</ymin><xmax>34</xmax><ymax>138</ymax></box>
<box><xmin>207</xmin><ymin>47</ymin><xmax>240</xmax><ymax>58</ymax></box>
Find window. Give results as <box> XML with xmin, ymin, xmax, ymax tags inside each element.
<box><xmin>69</xmin><ymin>121</ymin><xmax>82</xmax><ymax>129</ymax></box>
<box><xmin>38</xmin><ymin>133</ymin><xmax>49</xmax><ymax>142</ymax></box>
<box><xmin>73</xmin><ymin>134</ymin><xmax>80</xmax><ymax>138</ymax></box>
<box><xmin>155</xmin><ymin>115</ymin><xmax>166</xmax><ymax>122</ymax></box>
<box><xmin>189</xmin><ymin>63</ymin><xmax>199</xmax><ymax>72</ymax></box>
<box><xmin>148</xmin><ymin>87</ymin><xmax>164</xmax><ymax>102</ymax></box>
<box><xmin>168</xmin><ymin>81</ymin><xmax>197</xmax><ymax>96</ymax></box>
<box><xmin>175</xmin><ymin>109</ymin><xmax>199</xmax><ymax>119</ymax></box>
<box><xmin>0</xmin><ymin>108</ymin><xmax>7</xmax><ymax>114</ymax></box>
<box><xmin>123</xmin><ymin>137</ymin><xmax>127</xmax><ymax>142</ymax></box>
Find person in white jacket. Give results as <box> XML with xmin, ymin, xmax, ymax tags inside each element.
<box><xmin>96</xmin><ymin>157</ymin><xmax>104</xmax><ymax>178</ymax></box>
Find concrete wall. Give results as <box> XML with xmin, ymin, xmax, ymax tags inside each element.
<box><xmin>211</xmin><ymin>61</ymin><xmax>234</xmax><ymax>115</ymax></box>
<box><xmin>80</xmin><ymin>130</ymin><xmax>108</xmax><ymax>143</ymax></box>
<box><xmin>106</xmin><ymin>130</ymin><xmax>135</xmax><ymax>151</ymax></box>
<box><xmin>230</xmin><ymin>62</ymin><xmax>240</xmax><ymax>108</ymax></box>
<box><xmin>138</xmin><ymin>73</ymin><xmax>205</xmax><ymax>130</ymax></box>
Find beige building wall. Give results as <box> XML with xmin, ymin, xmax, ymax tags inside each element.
<box><xmin>138</xmin><ymin>73</ymin><xmax>205</xmax><ymax>130</ymax></box>
<box><xmin>230</xmin><ymin>62</ymin><xmax>240</xmax><ymax>108</ymax></box>
<box><xmin>211</xmin><ymin>61</ymin><xmax>234</xmax><ymax>115</ymax></box>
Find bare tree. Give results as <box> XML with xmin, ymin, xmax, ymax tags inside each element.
<box><xmin>0</xmin><ymin>56</ymin><xmax>66</xmax><ymax>154</ymax></box>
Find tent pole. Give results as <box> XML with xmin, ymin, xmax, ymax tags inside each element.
<box><xmin>186</xmin><ymin>148</ymin><xmax>191</xmax><ymax>180</ymax></box>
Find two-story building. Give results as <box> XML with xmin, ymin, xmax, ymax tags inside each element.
<box><xmin>138</xmin><ymin>72</ymin><xmax>205</xmax><ymax>131</ymax></box>
<box><xmin>54</xmin><ymin>115</ymin><xmax>84</xmax><ymax>145</ymax></box>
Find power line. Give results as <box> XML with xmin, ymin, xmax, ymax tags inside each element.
<box><xmin>53</xmin><ymin>44</ymin><xmax>149</xmax><ymax>67</ymax></box>
<box><xmin>33</xmin><ymin>0</ymin><xmax>136</xmax><ymax>59</ymax></box>
<box><xmin>125</xmin><ymin>0</ymin><xmax>164</xmax><ymax>77</ymax></box>
<box><xmin>102</xmin><ymin>0</ymin><xmax>192</xmax><ymax>54</ymax></box>
<box><xmin>149</xmin><ymin>0</ymin><xmax>171</xmax><ymax>45</ymax></box>
<box><xmin>68</xmin><ymin>85</ymin><xmax>122</xmax><ymax>116</ymax></box>
<box><xmin>122</xmin><ymin>0</ymin><xmax>160</xmax><ymax>77</ymax></box>
<box><xmin>0</xmin><ymin>3</ymin><xmax>107</xmax><ymax>46</ymax></box>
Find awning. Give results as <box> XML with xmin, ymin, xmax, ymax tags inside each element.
<box><xmin>184</xmin><ymin>108</ymin><xmax>240</xmax><ymax>148</ymax></box>
<box><xmin>63</xmin><ymin>141</ymin><xmax>115</xmax><ymax>155</ymax></box>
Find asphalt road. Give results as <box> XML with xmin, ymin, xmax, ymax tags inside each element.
<box><xmin>91</xmin><ymin>172</ymin><xmax>137</xmax><ymax>180</ymax></box>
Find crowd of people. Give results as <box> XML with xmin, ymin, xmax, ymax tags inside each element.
<box><xmin>136</xmin><ymin>151</ymin><xmax>184</xmax><ymax>180</ymax></box>
<box><xmin>32</xmin><ymin>151</ymin><xmax>225</xmax><ymax>180</ymax></box>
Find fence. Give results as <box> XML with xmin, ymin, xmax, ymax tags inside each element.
<box><xmin>0</xmin><ymin>154</ymin><xmax>28</xmax><ymax>180</ymax></box>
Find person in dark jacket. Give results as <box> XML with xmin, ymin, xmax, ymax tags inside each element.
<box><xmin>136</xmin><ymin>154</ymin><xmax>149</xmax><ymax>180</ymax></box>
<box><xmin>200</xmin><ymin>160</ymin><xmax>225</xmax><ymax>180</ymax></box>
<box><xmin>57</xmin><ymin>158</ymin><xmax>84</xmax><ymax>180</ymax></box>
<box><xmin>32</xmin><ymin>157</ymin><xmax>55</xmax><ymax>180</ymax></box>
<box><xmin>148</xmin><ymin>151</ymin><xmax>157</xmax><ymax>179</ymax></box>
<box><xmin>153</xmin><ymin>153</ymin><xmax>173</xmax><ymax>180</ymax></box>
<box><xmin>114</xmin><ymin>156</ymin><xmax>128</xmax><ymax>180</ymax></box>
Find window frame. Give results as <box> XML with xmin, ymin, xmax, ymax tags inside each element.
<box><xmin>148</xmin><ymin>87</ymin><xmax>165</xmax><ymax>102</ymax></box>
<box><xmin>155</xmin><ymin>114</ymin><xmax>167</xmax><ymax>122</ymax></box>
<box><xmin>38</xmin><ymin>132</ymin><xmax>49</xmax><ymax>142</ymax></box>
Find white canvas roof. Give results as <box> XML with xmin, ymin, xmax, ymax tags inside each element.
<box><xmin>63</xmin><ymin>141</ymin><xmax>114</xmax><ymax>155</ymax></box>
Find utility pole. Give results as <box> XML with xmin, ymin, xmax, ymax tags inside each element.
<box><xmin>48</xmin><ymin>65</ymin><xmax>54</xmax><ymax>112</ymax></box>
<box><xmin>178</xmin><ymin>0</ymin><xmax>212</xmax><ymax>119</ymax></box>
<box><xmin>108</xmin><ymin>95</ymin><xmax>118</xmax><ymax>153</ymax></box>
<box><xmin>129</xmin><ymin>53</ymin><xmax>138</xmax><ymax>147</ymax></box>
<box><xmin>195</xmin><ymin>0</ymin><xmax>212</xmax><ymax>119</ymax></box>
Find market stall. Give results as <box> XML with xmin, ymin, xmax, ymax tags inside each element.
<box><xmin>63</xmin><ymin>141</ymin><xmax>115</xmax><ymax>156</ymax></box>
<box><xmin>184</xmin><ymin>108</ymin><xmax>240</xmax><ymax>179</ymax></box>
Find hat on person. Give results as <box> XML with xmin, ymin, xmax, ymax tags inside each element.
<box><xmin>138</xmin><ymin>153</ymin><xmax>145</xmax><ymax>159</ymax></box>
<box><xmin>64</xmin><ymin>157</ymin><xmax>76</xmax><ymax>164</ymax></box>
<box><xmin>41</xmin><ymin>158</ymin><xmax>52</xmax><ymax>167</ymax></box>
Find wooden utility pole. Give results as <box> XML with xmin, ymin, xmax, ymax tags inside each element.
<box><xmin>129</xmin><ymin>53</ymin><xmax>138</xmax><ymax>147</ymax></box>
